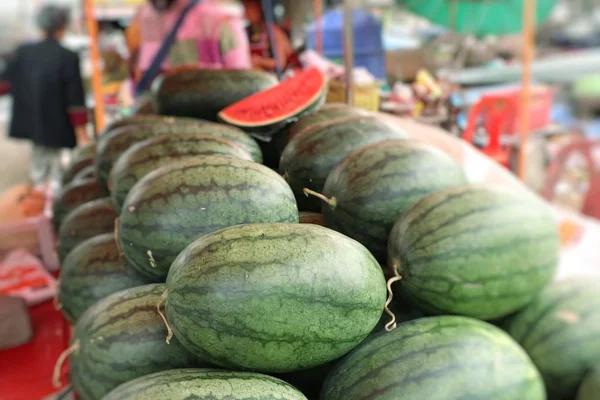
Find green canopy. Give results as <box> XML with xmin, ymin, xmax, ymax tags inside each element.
<box><xmin>400</xmin><ymin>0</ymin><xmax>557</xmax><ymax>37</ymax></box>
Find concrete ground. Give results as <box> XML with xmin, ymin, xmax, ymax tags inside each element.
<box><xmin>0</xmin><ymin>98</ymin><xmax>30</xmax><ymax>192</ymax></box>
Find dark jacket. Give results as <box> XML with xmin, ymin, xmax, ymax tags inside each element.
<box><xmin>3</xmin><ymin>38</ymin><xmax>86</xmax><ymax>149</ymax></box>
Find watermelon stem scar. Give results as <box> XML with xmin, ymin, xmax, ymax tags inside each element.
<box><xmin>53</xmin><ymin>339</ymin><xmax>80</xmax><ymax>388</ymax></box>
<box><xmin>303</xmin><ymin>188</ymin><xmax>337</xmax><ymax>209</ymax></box>
<box><xmin>114</xmin><ymin>217</ymin><xmax>123</xmax><ymax>256</ymax></box>
<box><xmin>157</xmin><ymin>290</ymin><xmax>174</xmax><ymax>344</ymax></box>
<box><xmin>384</xmin><ymin>265</ymin><xmax>403</xmax><ymax>332</ymax></box>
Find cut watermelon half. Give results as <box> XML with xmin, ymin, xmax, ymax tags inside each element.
<box><xmin>219</xmin><ymin>68</ymin><xmax>327</xmax><ymax>139</ymax></box>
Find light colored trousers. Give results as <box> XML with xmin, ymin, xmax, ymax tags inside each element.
<box><xmin>30</xmin><ymin>145</ymin><xmax>63</xmax><ymax>187</ymax></box>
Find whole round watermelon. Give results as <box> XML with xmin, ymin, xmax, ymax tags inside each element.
<box><xmin>388</xmin><ymin>184</ymin><xmax>559</xmax><ymax>320</ymax></box>
<box><xmin>322</xmin><ymin>316</ymin><xmax>546</xmax><ymax>400</ymax></box>
<box><xmin>504</xmin><ymin>279</ymin><xmax>600</xmax><ymax>400</ymax></box>
<box><xmin>321</xmin><ymin>139</ymin><xmax>467</xmax><ymax>261</ymax></box>
<box><xmin>119</xmin><ymin>156</ymin><xmax>298</xmax><ymax>281</ymax></box>
<box><xmin>165</xmin><ymin>223</ymin><xmax>386</xmax><ymax>372</ymax></box>
<box><xmin>52</xmin><ymin>178</ymin><xmax>108</xmax><ymax>230</ymax></box>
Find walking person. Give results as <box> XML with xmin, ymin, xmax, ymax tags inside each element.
<box><xmin>0</xmin><ymin>5</ymin><xmax>89</xmax><ymax>187</ymax></box>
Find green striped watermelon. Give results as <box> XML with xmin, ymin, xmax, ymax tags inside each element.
<box><xmin>95</xmin><ymin>122</ymin><xmax>262</xmax><ymax>189</ymax></box>
<box><xmin>119</xmin><ymin>157</ymin><xmax>298</xmax><ymax>281</ymax></box>
<box><xmin>504</xmin><ymin>279</ymin><xmax>600</xmax><ymax>400</ymax></box>
<box><xmin>71</xmin><ymin>142</ymin><xmax>97</xmax><ymax>163</ymax></box>
<box><xmin>62</xmin><ymin>156</ymin><xmax>94</xmax><ymax>185</ymax></box>
<box><xmin>577</xmin><ymin>369</ymin><xmax>600</xmax><ymax>400</ymax></box>
<box><xmin>57</xmin><ymin>198</ymin><xmax>118</xmax><ymax>261</ymax></box>
<box><xmin>165</xmin><ymin>223</ymin><xmax>386</xmax><ymax>372</ymax></box>
<box><xmin>101</xmin><ymin>115</ymin><xmax>198</xmax><ymax>135</ymax></box>
<box><xmin>58</xmin><ymin>233</ymin><xmax>148</xmax><ymax>323</ymax></box>
<box><xmin>279</xmin><ymin>115</ymin><xmax>407</xmax><ymax>211</ymax></box>
<box><xmin>153</xmin><ymin>69</ymin><xmax>278</xmax><ymax>122</ymax></box>
<box><xmin>322</xmin><ymin>316</ymin><xmax>546</xmax><ymax>400</ymax></box>
<box><xmin>320</xmin><ymin>139</ymin><xmax>467</xmax><ymax>261</ymax></box>
<box><xmin>109</xmin><ymin>133</ymin><xmax>254</xmax><ymax>213</ymax></box>
<box><xmin>103</xmin><ymin>369</ymin><xmax>308</xmax><ymax>400</ymax></box>
<box><xmin>72</xmin><ymin>165</ymin><xmax>96</xmax><ymax>182</ymax></box>
<box><xmin>52</xmin><ymin>178</ymin><xmax>109</xmax><ymax>230</ymax></box>
<box><xmin>387</xmin><ymin>184</ymin><xmax>559</xmax><ymax>320</ymax></box>
<box><xmin>69</xmin><ymin>284</ymin><xmax>204</xmax><ymax>400</ymax></box>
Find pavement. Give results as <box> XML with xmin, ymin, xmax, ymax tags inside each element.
<box><xmin>0</xmin><ymin>97</ymin><xmax>32</xmax><ymax>193</ymax></box>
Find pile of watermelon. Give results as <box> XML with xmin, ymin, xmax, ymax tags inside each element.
<box><xmin>51</xmin><ymin>67</ymin><xmax>599</xmax><ymax>400</ymax></box>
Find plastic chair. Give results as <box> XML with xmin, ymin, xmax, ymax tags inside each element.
<box><xmin>544</xmin><ymin>138</ymin><xmax>600</xmax><ymax>219</ymax></box>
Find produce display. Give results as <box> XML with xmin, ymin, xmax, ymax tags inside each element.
<box><xmin>279</xmin><ymin>115</ymin><xmax>408</xmax><ymax>211</ymax></box>
<box><xmin>52</xmin><ymin>178</ymin><xmax>108</xmax><ymax>229</ymax></box>
<box><xmin>50</xmin><ymin>68</ymin><xmax>594</xmax><ymax>400</ymax></box>
<box><xmin>153</xmin><ymin>69</ymin><xmax>278</xmax><ymax>122</ymax></box>
<box><xmin>61</xmin><ymin>156</ymin><xmax>94</xmax><ymax>185</ymax></box>
<box><xmin>316</xmin><ymin>139</ymin><xmax>467</xmax><ymax>261</ymax></box>
<box><xmin>57</xmin><ymin>197</ymin><xmax>118</xmax><ymax>261</ymax></box>
<box><xmin>109</xmin><ymin>133</ymin><xmax>254</xmax><ymax>213</ymax></box>
<box><xmin>104</xmin><ymin>369</ymin><xmax>308</xmax><ymax>400</ymax></box>
<box><xmin>67</xmin><ymin>284</ymin><xmax>204</xmax><ymax>400</ymax></box>
<box><xmin>58</xmin><ymin>233</ymin><xmax>148</xmax><ymax>323</ymax></box>
<box><xmin>504</xmin><ymin>279</ymin><xmax>600</xmax><ymax>400</ymax></box>
<box><xmin>165</xmin><ymin>223</ymin><xmax>386</xmax><ymax>372</ymax></box>
<box><xmin>118</xmin><ymin>157</ymin><xmax>298</xmax><ymax>281</ymax></box>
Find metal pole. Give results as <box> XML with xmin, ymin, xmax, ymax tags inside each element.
<box><xmin>343</xmin><ymin>0</ymin><xmax>354</xmax><ymax>106</ymax></box>
<box><xmin>518</xmin><ymin>0</ymin><xmax>536</xmax><ymax>182</ymax></box>
<box><xmin>261</xmin><ymin>0</ymin><xmax>282</xmax><ymax>80</ymax></box>
<box><xmin>84</xmin><ymin>0</ymin><xmax>106</xmax><ymax>133</ymax></box>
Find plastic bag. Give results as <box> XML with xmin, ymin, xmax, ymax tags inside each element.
<box><xmin>0</xmin><ymin>249</ymin><xmax>57</xmax><ymax>306</ymax></box>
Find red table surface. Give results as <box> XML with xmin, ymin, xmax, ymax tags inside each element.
<box><xmin>0</xmin><ymin>299</ymin><xmax>71</xmax><ymax>400</ymax></box>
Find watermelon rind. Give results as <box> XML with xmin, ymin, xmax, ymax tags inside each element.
<box><xmin>504</xmin><ymin>279</ymin><xmax>600</xmax><ymax>400</ymax></box>
<box><xmin>70</xmin><ymin>284</ymin><xmax>204</xmax><ymax>400</ymax></box>
<box><xmin>52</xmin><ymin>178</ymin><xmax>108</xmax><ymax>230</ymax></box>
<box><xmin>321</xmin><ymin>316</ymin><xmax>546</xmax><ymax>400</ymax></box>
<box><xmin>165</xmin><ymin>222</ymin><xmax>386</xmax><ymax>372</ymax></box>
<box><xmin>119</xmin><ymin>156</ymin><xmax>298</xmax><ymax>281</ymax></box>
<box><xmin>103</xmin><ymin>368</ymin><xmax>308</xmax><ymax>400</ymax></box>
<box><xmin>577</xmin><ymin>369</ymin><xmax>600</xmax><ymax>400</ymax></box>
<box><xmin>388</xmin><ymin>184</ymin><xmax>560</xmax><ymax>320</ymax></box>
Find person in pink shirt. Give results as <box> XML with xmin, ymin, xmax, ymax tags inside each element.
<box><xmin>133</xmin><ymin>0</ymin><xmax>251</xmax><ymax>82</ymax></box>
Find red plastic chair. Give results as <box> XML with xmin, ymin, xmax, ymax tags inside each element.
<box><xmin>544</xmin><ymin>138</ymin><xmax>600</xmax><ymax>219</ymax></box>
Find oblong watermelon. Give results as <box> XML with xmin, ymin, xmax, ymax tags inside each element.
<box><xmin>58</xmin><ymin>233</ymin><xmax>148</xmax><ymax>323</ymax></box>
<box><xmin>219</xmin><ymin>68</ymin><xmax>327</xmax><ymax>141</ymax></box>
<box><xmin>153</xmin><ymin>69</ymin><xmax>278</xmax><ymax>121</ymax></box>
<box><xmin>119</xmin><ymin>157</ymin><xmax>298</xmax><ymax>281</ymax></box>
<box><xmin>72</xmin><ymin>165</ymin><xmax>96</xmax><ymax>182</ymax></box>
<box><xmin>322</xmin><ymin>316</ymin><xmax>546</xmax><ymax>400</ymax></box>
<box><xmin>57</xmin><ymin>197</ymin><xmax>118</xmax><ymax>261</ymax></box>
<box><xmin>504</xmin><ymin>279</ymin><xmax>600</xmax><ymax>400</ymax></box>
<box><xmin>103</xmin><ymin>369</ymin><xmax>307</xmax><ymax>400</ymax></box>
<box><xmin>165</xmin><ymin>223</ymin><xmax>386</xmax><ymax>372</ymax></box>
<box><xmin>69</xmin><ymin>284</ymin><xmax>205</xmax><ymax>400</ymax></box>
<box><xmin>279</xmin><ymin>115</ymin><xmax>407</xmax><ymax>211</ymax></box>
<box><xmin>110</xmin><ymin>133</ymin><xmax>254</xmax><ymax>213</ymax></box>
<box><xmin>388</xmin><ymin>184</ymin><xmax>560</xmax><ymax>320</ymax></box>
<box><xmin>95</xmin><ymin>122</ymin><xmax>262</xmax><ymax>189</ymax></box>
<box><xmin>321</xmin><ymin>140</ymin><xmax>467</xmax><ymax>261</ymax></box>
<box><xmin>52</xmin><ymin>178</ymin><xmax>108</xmax><ymax>230</ymax></box>
<box><xmin>577</xmin><ymin>369</ymin><xmax>600</xmax><ymax>400</ymax></box>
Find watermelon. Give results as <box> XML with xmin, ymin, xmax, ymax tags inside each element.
<box><xmin>61</xmin><ymin>156</ymin><xmax>94</xmax><ymax>185</ymax></box>
<box><xmin>219</xmin><ymin>68</ymin><xmax>327</xmax><ymax>141</ymax></box>
<box><xmin>279</xmin><ymin>115</ymin><xmax>407</xmax><ymax>211</ymax></box>
<box><xmin>109</xmin><ymin>133</ymin><xmax>254</xmax><ymax>213</ymax></box>
<box><xmin>504</xmin><ymin>279</ymin><xmax>600</xmax><ymax>400</ymax></box>
<box><xmin>101</xmin><ymin>115</ymin><xmax>197</xmax><ymax>135</ymax></box>
<box><xmin>68</xmin><ymin>284</ymin><xmax>204</xmax><ymax>400</ymax></box>
<box><xmin>322</xmin><ymin>316</ymin><xmax>546</xmax><ymax>400</ymax></box>
<box><xmin>103</xmin><ymin>369</ymin><xmax>308</xmax><ymax>400</ymax></box>
<box><xmin>57</xmin><ymin>197</ymin><xmax>118</xmax><ymax>261</ymax></box>
<box><xmin>388</xmin><ymin>184</ymin><xmax>560</xmax><ymax>320</ymax></box>
<box><xmin>95</xmin><ymin>122</ymin><xmax>262</xmax><ymax>189</ymax></box>
<box><xmin>318</xmin><ymin>140</ymin><xmax>467</xmax><ymax>261</ymax></box>
<box><xmin>58</xmin><ymin>233</ymin><xmax>148</xmax><ymax>323</ymax></box>
<box><xmin>298</xmin><ymin>211</ymin><xmax>324</xmax><ymax>226</ymax></box>
<box><xmin>153</xmin><ymin>69</ymin><xmax>278</xmax><ymax>121</ymax></box>
<box><xmin>165</xmin><ymin>223</ymin><xmax>386</xmax><ymax>372</ymax></box>
<box><xmin>52</xmin><ymin>178</ymin><xmax>109</xmax><ymax>230</ymax></box>
<box><xmin>577</xmin><ymin>369</ymin><xmax>600</xmax><ymax>400</ymax></box>
<box><xmin>72</xmin><ymin>165</ymin><xmax>96</xmax><ymax>182</ymax></box>
<box><xmin>71</xmin><ymin>142</ymin><xmax>97</xmax><ymax>163</ymax></box>
<box><xmin>119</xmin><ymin>157</ymin><xmax>298</xmax><ymax>281</ymax></box>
